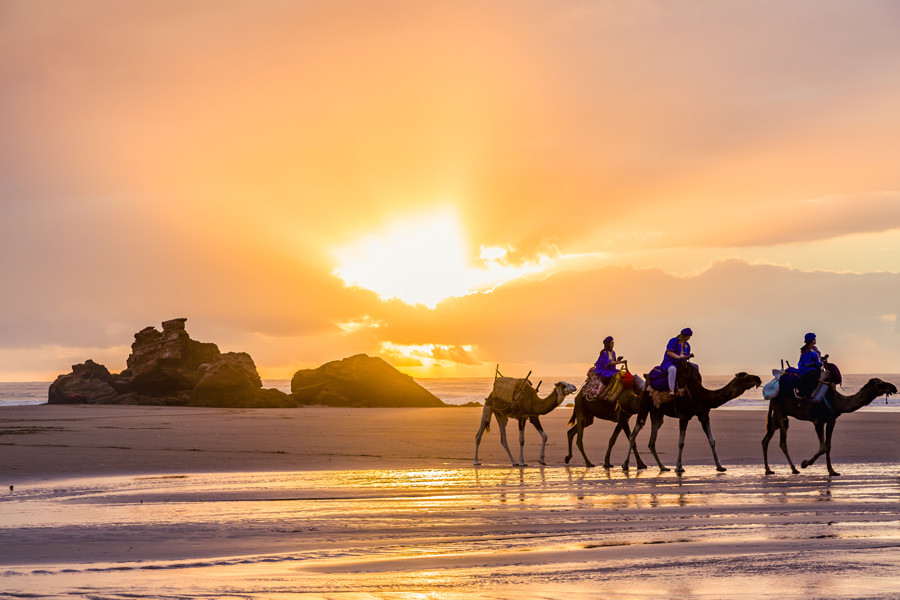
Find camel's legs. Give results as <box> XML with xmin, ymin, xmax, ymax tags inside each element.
<box><xmin>529</xmin><ymin>416</ymin><xmax>548</xmax><ymax>465</ymax></box>
<box><xmin>517</xmin><ymin>418</ymin><xmax>528</xmax><ymax>467</ymax></box>
<box><xmin>604</xmin><ymin>422</ymin><xmax>624</xmax><ymax>469</ymax></box>
<box><xmin>761</xmin><ymin>406</ymin><xmax>778</xmax><ymax>474</ymax></box>
<box><xmin>698</xmin><ymin>412</ymin><xmax>726</xmax><ymax>472</ymax></box>
<box><xmin>610</xmin><ymin>418</ymin><xmax>647</xmax><ymax>470</ymax></box>
<box><xmin>777</xmin><ymin>415</ymin><xmax>799</xmax><ymax>474</ymax></box>
<box><xmin>565</xmin><ymin>423</ymin><xmax>577</xmax><ymax>464</ymax></box>
<box><xmin>824</xmin><ymin>419</ymin><xmax>840</xmax><ymax>476</ymax></box>
<box><xmin>647</xmin><ymin>412</ymin><xmax>670</xmax><ymax>472</ymax></box>
<box><xmin>674</xmin><ymin>415</ymin><xmax>690</xmax><ymax>473</ymax></box>
<box><xmin>569</xmin><ymin>418</ymin><xmax>594</xmax><ymax>468</ymax></box>
<box><xmin>801</xmin><ymin>421</ymin><xmax>828</xmax><ymax>471</ymax></box>
<box><xmin>474</xmin><ymin>405</ymin><xmax>491</xmax><ymax>465</ymax></box>
<box><xmin>621</xmin><ymin>419</ymin><xmax>647</xmax><ymax>470</ymax></box>
<box><xmin>495</xmin><ymin>415</ymin><xmax>517</xmax><ymax>466</ymax></box>
<box><xmin>624</xmin><ymin>413</ymin><xmax>645</xmax><ymax>470</ymax></box>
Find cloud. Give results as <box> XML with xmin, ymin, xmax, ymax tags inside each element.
<box><xmin>2</xmin><ymin>3</ymin><xmax>900</xmax><ymax>380</ymax></box>
<box><xmin>361</xmin><ymin>259</ymin><xmax>900</xmax><ymax>376</ymax></box>
<box><xmin>430</xmin><ymin>345</ymin><xmax>481</xmax><ymax>366</ymax></box>
<box><xmin>5</xmin><ymin>255</ymin><xmax>900</xmax><ymax>381</ymax></box>
<box><xmin>711</xmin><ymin>192</ymin><xmax>900</xmax><ymax>248</ymax></box>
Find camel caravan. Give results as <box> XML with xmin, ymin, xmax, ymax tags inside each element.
<box><xmin>474</xmin><ymin>330</ymin><xmax>896</xmax><ymax>476</ymax></box>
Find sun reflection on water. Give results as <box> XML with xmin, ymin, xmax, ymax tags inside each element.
<box><xmin>2</xmin><ymin>464</ymin><xmax>899</xmax><ymax>599</ymax></box>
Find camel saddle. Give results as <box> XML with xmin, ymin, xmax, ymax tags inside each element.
<box><xmin>583</xmin><ymin>369</ymin><xmax>603</xmax><ymax>400</ymax></box>
<box><xmin>491</xmin><ymin>376</ymin><xmax>532</xmax><ymax>411</ymax></box>
<box><xmin>585</xmin><ymin>370</ymin><xmax>625</xmax><ymax>403</ymax></box>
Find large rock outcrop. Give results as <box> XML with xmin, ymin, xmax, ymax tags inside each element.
<box><xmin>48</xmin><ymin>318</ymin><xmax>293</xmax><ymax>408</ymax></box>
<box><xmin>291</xmin><ymin>354</ymin><xmax>446</xmax><ymax>407</ymax></box>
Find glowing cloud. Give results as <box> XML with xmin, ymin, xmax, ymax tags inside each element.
<box><xmin>336</xmin><ymin>316</ymin><xmax>384</xmax><ymax>334</ymax></box>
<box><xmin>380</xmin><ymin>341</ymin><xmax>480</xmax><ymax>369</ymax></box>
<box><xmin>333</xmin><ymin>210</ymin><xmax>554</xmax><ymax>307</ymax></box>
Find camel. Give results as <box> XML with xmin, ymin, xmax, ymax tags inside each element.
<box><xmin>474</xmin><ymin>378</ymin><xmax>577</xmax><ymax>466</ymax></box>
<box><xmin>762</xmin><ymin>377</ymin><xmax>896</xmax><ymax>476</ymax></box>
<box><xmin>564</xmin><ymin>383</ymin><xmax>647</xmax><ymax>470</ymax></box>
<box><xmin>625</xmin><ymin>364</ymin><xmax>762</xmax><ymax>473</ymax></box>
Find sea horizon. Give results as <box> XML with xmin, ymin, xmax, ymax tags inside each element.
<box><xmin>3</xmin><ymin>373</ymin><xmax>899</xmax><ymax>410</ymax></box>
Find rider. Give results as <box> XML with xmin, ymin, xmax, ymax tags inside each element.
<box><xmin>794</xmin><ymin>332</ymin><xmax>825</xmax><ymax>398</ymax></box>
<box><xmin>593</xmin><ymin>336</ymin><xmax>627</xmax><ymax>398</ymax></box>
<box><xmin>661</xmin><ymin>328</ymin><xmax>695</xmax><ymax>397</ymax></box>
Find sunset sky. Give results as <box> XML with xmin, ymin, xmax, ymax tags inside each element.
<box><xmin>2</xmin><ymin>1</ymin><xmax>899</xmax><ymax>382</ymax></box>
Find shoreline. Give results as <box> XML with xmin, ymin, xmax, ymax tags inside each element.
<box><xmin>2</xmin><ymin>404</ymin><xmax>898</xmax><ymax>598</ymax></box>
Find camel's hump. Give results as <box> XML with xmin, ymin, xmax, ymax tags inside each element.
<box><xmin>491</xmin><ymin>377</ymin><xmax>533</xmax><ymax>406</ymax></box>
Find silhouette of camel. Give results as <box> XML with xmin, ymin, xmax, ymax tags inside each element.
<box><xmin>762</xmin><ymin>377</ymin><xmax>896</xmax><ymax>476</ymax></box>
<box><xmin>564</xmin><ymin>383</ymin><xmax>647</xmax><ymax>470</ymax></box>
<box><xmin>474</xmin><ymin>378</ymin><xmax>576</xmax><ymax>466</ymax></box>
<box><xmin>625</xmin><ymin>364</ymin><xmax>761</xmax><ymax>473</ymax></box>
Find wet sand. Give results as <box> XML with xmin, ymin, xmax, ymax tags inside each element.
<box><xmin>1</xmin><ymin>405</ymin><xmax>898</xmax><ymax>598</ymax></box>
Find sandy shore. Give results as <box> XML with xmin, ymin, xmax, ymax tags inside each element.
<box><xmin>1</xmin><ymin>404</ymin><xmax>898</xmax><ymax>480</ymax></box>
<box><xmin>1</xmin><ymin>405</ymin><xmax>898</xmax><ymax>598</ymax></box>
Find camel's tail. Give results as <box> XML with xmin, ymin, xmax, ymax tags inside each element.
<box><xmin>567</xmin><ymin>407</ymin><xmax>577</xmax><ymax>427</ymax></box>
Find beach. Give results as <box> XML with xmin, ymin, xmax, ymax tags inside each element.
<box><xmin>2</xmin><ymin>404</ymin><xmax>899</xmax><ymax>598</ymax></box>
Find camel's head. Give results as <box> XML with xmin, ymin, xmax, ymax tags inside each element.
<box><xmin>865</xmin><ymin>378</ymin><xmax>897</xmax><ymax>400</ymax></box>
<box><xmin>554</xmin><ymin>381</ymin><xmax>578</xmax><ymax>405</ymax></box>
<box><xmin>734</xmin><ymin>372</ymin><xmax>763</xmax><ymax>392</ymax></box>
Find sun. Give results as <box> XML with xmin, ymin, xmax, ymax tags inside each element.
<box><xmin>333</xmin><ymin>209</ymin><xmax>552</xmax><ymax>308</ymax></box>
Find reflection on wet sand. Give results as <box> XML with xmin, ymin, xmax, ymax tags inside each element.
<box><xmin>1</xmin><ymin>464</ymin><xmax>898</xmax><ymax>599</ymax></box>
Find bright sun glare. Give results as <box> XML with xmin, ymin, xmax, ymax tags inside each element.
<box><xmin>333</xmin><ymin>210</ymin><xmax>553</xmax><ymax>308</ymax></box>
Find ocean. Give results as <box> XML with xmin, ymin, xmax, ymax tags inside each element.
<box><xmin>2</xmin><ymin>374</ymin><xmax>898</xmax><ymax>409</ymax></box>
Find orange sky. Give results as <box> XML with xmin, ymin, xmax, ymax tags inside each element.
<box><xmin>1</xmin><ymin>1</ymin><xmax>899</xmax><ymax>381</ymax></box>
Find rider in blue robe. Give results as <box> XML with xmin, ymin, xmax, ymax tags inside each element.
<box><xmin>661</xmin><ymin>328</ymin><xmax>695</xmax><ymax>394</ymax></box>
<box><xmin>795</xmin><ymin>332</ymin><xmax>823</xmax><ymax>397</ymax></box>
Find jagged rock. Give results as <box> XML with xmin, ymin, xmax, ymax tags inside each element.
<box><xmin>253</xmin><ymin>388</ymin><xmax>298</xmax><ymax>408</ymax></box>
<box><xmin>291</xmin><ymin>354</ymin><xmax>446</xmax><ymax>407</ymax></box>
<box><xmin>219</xmin><ymin>352</ymin><xmax>263</xmax><ymax>388</ymax></box>
<box><xmin>192</xmin><ymin>362</ymin><xmax>256</xmax><ymax>407</ymax></box>
<box><xmin>125</xmin><ymin>318</ymin><xmax>222</xmax><ymax>393</ymax></box>
<box><xmin>47</xmin><ymin>319</ymin><xmax>281</xmax><ymax>408</ymax></box>
<box><xmin>191</xmin><ymin>362</ymin><xmax>295</xmax><ymax>408</ymax></box>
<box><xmin>48</xmin><ymin>359</ymin><xmax>120</xmax><ymax>404</ymax></box>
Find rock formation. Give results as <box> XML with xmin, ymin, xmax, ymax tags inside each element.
<box><xmin>291</xmin><ymin>354</ymin><xmax>446</xmax><ymax>407</ymax></box>
<box><xmin>48</xmin><ymin>318</ymin><xmax>293</xmax><ymax>408</ymax></box>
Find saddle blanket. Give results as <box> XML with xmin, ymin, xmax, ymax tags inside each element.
<box><xmin>648</xmin><ymin>365</ymin><xmax>669</xmax><ymax>392</ymax></box>
<box><xmin>650</xmin><ymin>389</ymin><xmax>672</xmax><ymax>408</ymax></box>
<box><xmin>583</xmin><ymin>369</ymin><xmax>603</xmax><ymax>400</ymax></box>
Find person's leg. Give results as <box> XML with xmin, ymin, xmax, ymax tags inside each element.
<box><xmin>667</xmin><ymin>365</ymin><xmax>677</xmax><ymax>393</ymax></box>
<box><xmin>797</xmin><ymin>370</ymin><xmax>818</xmax><ymax>397</ymax></box>
<box><xmin>597</xmin><ymin>374</ymin><xmax>612</xmax><ymax>398</ymax></box>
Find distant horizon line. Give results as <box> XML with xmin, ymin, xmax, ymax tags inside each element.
<box><xmin>5</xmin><ymin>373</ymin><xmax>900</xmax><ymax>384</ymax></box>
